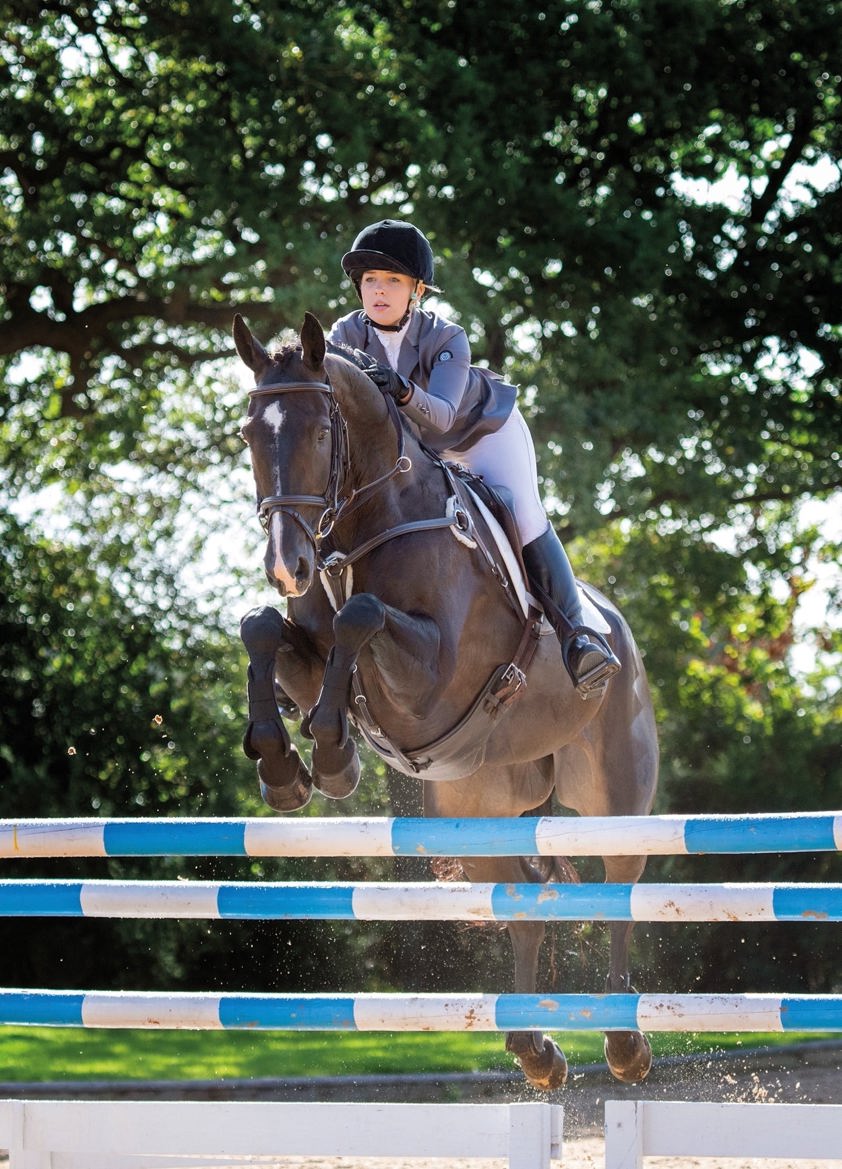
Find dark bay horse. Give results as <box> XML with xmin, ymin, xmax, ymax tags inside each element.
<box><xmin>233</xmin><ymin>311</ymin><xmax>659</xmax><ymax>1090</ymax></box>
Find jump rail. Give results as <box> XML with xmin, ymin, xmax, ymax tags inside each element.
<box><xmin>2</xmin><ymin>990</ymin><xmax>840</xmax><ymax>1032</ymax></box>
<box><xmin>2</xmin><ymin>811</ymin><xmax>840</xmax><ymax>858</ymax></box>
<box><xmin>4</xmin><ymin>878</ymin><xmax>842</xmax><ymax>922</ymax></box>
<box><xmin>4</xmin><ymin>813</ymin><xmax>840</xmax><ymax>1169</ymax></box>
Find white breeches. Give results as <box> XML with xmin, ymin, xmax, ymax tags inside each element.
<box><xmin>441</xmin><ymin>407</ymin><xmax>549</xmax><ymax>547</ymax></box>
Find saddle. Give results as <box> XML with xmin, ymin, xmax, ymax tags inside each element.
<box><xmin>447</xmin><ymin>464</ymin><xmax>529</xmax><ymax>598</ymax></box>
<box><xmin>447</xmin><ymin>461</ymin><xmax>612</xmax><ymax>637</ymax></box>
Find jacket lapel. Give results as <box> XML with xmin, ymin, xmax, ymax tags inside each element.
<box><xmin>397</xmin><ymin>313</ymin><xmax>423</xmax><ymax>380</ymax></box>
<box><xmin>365</xmin><ymin>324</ymin><xmax>392</xmax><ymax>365</ymax></box>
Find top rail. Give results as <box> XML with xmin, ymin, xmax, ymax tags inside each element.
<box><xmin>1</xmin><ymin>812</ymin><xmax>840</xmax><ymax>859</ymax></box>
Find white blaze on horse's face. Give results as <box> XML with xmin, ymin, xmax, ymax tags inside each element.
<box><xmin>258</xmin><ymin>402</ymin><xmax>304</xmax><ymax>595</ymax></box>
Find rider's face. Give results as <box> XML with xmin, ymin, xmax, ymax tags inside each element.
<box><xmin>359</xmin><ymin>270</ymin><xmax>420</xmax><ymax>327</ymax></box>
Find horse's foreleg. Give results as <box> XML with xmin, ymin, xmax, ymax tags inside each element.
<box><xmin>305</xmin><ymin>592</ymin><xmax>444</xmax><ymax>797</ymax></box>
<box><xmin>240</xmin><ymin>606</ymin><xmax>316</xmax><ymax>812</ymax></box>
<box><xmin>303</xmin><ymin>594</ymin><xmax>386</xmax><ymax>798</ymax></box>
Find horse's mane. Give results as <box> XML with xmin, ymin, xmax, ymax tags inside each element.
<box><xmin>326</xmin><ymin>337</ymin><xmax>376</xmax><ymax>371</ymax></box>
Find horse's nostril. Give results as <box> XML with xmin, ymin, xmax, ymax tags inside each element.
<box><xmin>295</xmin><ymin>558</ymin><xmax>311</xmax><ymax>586</ymax></box>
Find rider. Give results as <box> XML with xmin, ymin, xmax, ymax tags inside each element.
<box><xmin>328</xmin><ymin>218</ymin><xmax>620</xmax><ymax>698</ymax></box>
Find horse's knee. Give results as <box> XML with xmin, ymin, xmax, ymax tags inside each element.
<box><xmin>333</xmin><ymin>593</ymin><xmax>386</xmax><ymax>649</ymax></box>
<box><xmin>240</xmin><ymin>605</ymin><xmax>286</xmax><ymax>656</ymax></box>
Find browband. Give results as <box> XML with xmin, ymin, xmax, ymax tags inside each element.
<box><xmin>248</xmin><ymin>380</ymin><xmax>332</xmax><ymax>397</ymax></box>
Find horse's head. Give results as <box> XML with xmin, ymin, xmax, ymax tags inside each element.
<box><xmin>234</xmin><ymin>311</ymin><xmax>342</xmax><ymax>597</ymax></box>
<box><xmin>234</xmin><ymin>312</ymin><xmax>402</xmax><ymax>598</ymax></box>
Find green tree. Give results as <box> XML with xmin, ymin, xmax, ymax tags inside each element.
<box><xmin>2</xmin><ymin>1</ymin><xmax>839</xmax><ymax>507</ymax></box>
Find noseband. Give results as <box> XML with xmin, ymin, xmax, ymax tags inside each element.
<box><xmin>247</xmin><ymin>375</ymin><xmax>411</xmax><ymax>560</ymax></box>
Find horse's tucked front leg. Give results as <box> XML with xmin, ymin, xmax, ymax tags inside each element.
<box><xmin>303</xmin><ymin>594</ymin><xmax>387</xmax><ymax>798</ymax></box>
<box><xmin>240</xmin><ymin>606</ymin><xmax>314</xmax><ymax>812</ymax></box>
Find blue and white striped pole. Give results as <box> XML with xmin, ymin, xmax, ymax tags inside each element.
<box><xmin>2</xmin><ymin>813</ymin><xmax>840</xmax><ymax>858</ymax></box>
<box><xmin>0</xmin><ymin>990</ymin><xmax>839</xmax><ymax>1033</ymax></box>
<box><xmin>3</xmin><ymin>880</ymin><xmax>842</xmax><ymax>923</ymax></box>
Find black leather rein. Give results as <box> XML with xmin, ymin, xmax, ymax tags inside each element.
<box><xmin>246</xmin><ymin>377</ymin><xmax>412</xmax><ymax>558</ymax></box>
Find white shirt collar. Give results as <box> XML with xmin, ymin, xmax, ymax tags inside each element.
<box><xmin>374</xmin><ymin>320</ymin><xmax>411</xmax><ymax>370</ymax></box>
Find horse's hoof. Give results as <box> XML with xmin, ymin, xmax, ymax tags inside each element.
<box><xmin>256</xmin><ymin>745</ymin><xmax>313</xmax><ymax>812</ymax></box>
<box><xmin>259</xmin><ymin>767</ymin><xmax>313</xmax><ymax>812</ymax></box>
<box><xmin>513</xmin><ymin>1037</ymin><xmax>568</xmax><ymax>1092</ymax></box>
<box><xmin>313</xmin><ymin>743</ymin><xmax>360</xmax><ymax>799</ymax></box>
<box><xmin>605</xmin><ymin>1030</ymin><xmax>652</xmax><ymax>1084</ymax></box>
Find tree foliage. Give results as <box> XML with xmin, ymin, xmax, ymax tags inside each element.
<box><xmin>2</xmin><ymin>1</ymin><xmax>840</xmax><ymax>505</ymax></box>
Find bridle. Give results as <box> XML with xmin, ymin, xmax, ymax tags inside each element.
<box><xmin>246</xmin><ymin>375</ymin><xmax>412</xmax><ymax>561</ymax></box>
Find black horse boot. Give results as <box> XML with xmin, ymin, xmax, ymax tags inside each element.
<box><xmin>522</xmin><ymin>526</ymin><xmax>621</xmax><ymax>698</ymax></box>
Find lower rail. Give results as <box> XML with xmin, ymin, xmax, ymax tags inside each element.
<box><xmin>604</xmin><ymin>1099</ymin><xmax>842</xmax><ymax>1167</ymax></box>
<box><xmin>0</xmin><ymin>1098</ymin><xmax>563</xmax><ymax>1169</ymax></box>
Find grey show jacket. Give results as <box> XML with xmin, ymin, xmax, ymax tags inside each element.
<box><xmin>328</xmin><ymin>309</ymin><xmax>517</xmax><ymax>454</ymax></box>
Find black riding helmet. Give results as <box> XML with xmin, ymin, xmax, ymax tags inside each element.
<box><xmin>341</xmin><ymin>219</ymin><xmax>440</xmax><ymax>292</ymax></box>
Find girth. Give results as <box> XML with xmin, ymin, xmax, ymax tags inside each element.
<box><xmin>349</xmin><ymin>604</ymin><xmax>544</xmax><ymax>781</ymax></box>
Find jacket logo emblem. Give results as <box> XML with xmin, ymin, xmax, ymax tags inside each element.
<box><xmin>438</xmin><ymin>350</ymin><xmax>453</xmax><ymax>362</ymax></box>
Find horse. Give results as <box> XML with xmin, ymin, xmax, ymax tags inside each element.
<box><xmin>233</xmin><ymin>311</ymin><xmax>659</xmax><ymax>1090</ymax></box>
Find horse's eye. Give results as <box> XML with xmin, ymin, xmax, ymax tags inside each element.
<box><xmin>318</xmin><ymin>426</ymin><xmax>330</xmax><ymax>442</ymax></box>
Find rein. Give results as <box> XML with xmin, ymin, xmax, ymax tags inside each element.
<box><xmin>247</xmin><ymin>374</ymin><xmax>412</xmax><ymax>558</ymax></box>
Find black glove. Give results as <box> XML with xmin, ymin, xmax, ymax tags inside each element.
<box><xmin>366</xmin><ymin>363</ymin><xmax>412</xmax><ymax>406</ymax></box>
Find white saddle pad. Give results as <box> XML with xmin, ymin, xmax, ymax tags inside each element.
<box><xmin>468</xmin><ymin>492</ymin><xmax>611</xmax><ymax>636</ymax></box>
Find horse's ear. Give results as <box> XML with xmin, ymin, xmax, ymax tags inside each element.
<box><xmin>301</xmin><ymin>312</ymin><xmax>326</xmax><ymax>371</ymax></box>
<box><xmin>233</xmin><ymin>313</ymin><xmax>272</xmax><ymax>375</ymax></box>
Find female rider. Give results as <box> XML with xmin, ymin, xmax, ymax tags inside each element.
<box><xmin>328</xmin><ymin>219</ymin><xmax>619</xmax><ymax>698</ymax></box>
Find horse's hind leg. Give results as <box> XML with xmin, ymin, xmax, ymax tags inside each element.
<box><xmin>426</xmin><ymin>770</ymin><xmax>567</xmax><ymax>1092</ymax></box>
<box><xmin>602</xmin><ymin>861</ymin><xmax>653</xmax><ymax>1084</ymax></box>
<box><xmin>559</xmin><ymin>630</ymin><xmax>657</xmax><ymax>1084</ymax></box>
<box><xmin>240</xmin><ymin>606</ymin><xmax>314</xmax><ymax>812</ymax></box>
<box><xmin>504</xmin><ymin>916</ymin><xmax>569</xmax><ymax>1090</ymax></box>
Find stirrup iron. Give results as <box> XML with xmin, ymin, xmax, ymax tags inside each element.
<box><xmin>563</xmin><ymin>626</ymin><xmax>621</xmax><ymax>699</ymax></box>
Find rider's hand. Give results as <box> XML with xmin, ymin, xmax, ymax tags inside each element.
<box><xmin>366</xmin><ymin>364</ymin><xmax>412</xmax><ymax>406</ymax></box>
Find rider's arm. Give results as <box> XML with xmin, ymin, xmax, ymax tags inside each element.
<box><xmin>399</xmin><ymin>329</ymin><xmax>472</xmax><ymax>435</ymax></box>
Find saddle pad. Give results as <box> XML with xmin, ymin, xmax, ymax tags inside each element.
<box><xmin>466</xmin><ymin>490</ymin><xmax>611</xmax><ymax>636</ymax></box>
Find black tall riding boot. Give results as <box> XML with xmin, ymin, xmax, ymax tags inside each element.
<box><xmin>522</xmin><ymin>526</ymin><xmax>621</xmax><ymax>698</ymax></box>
